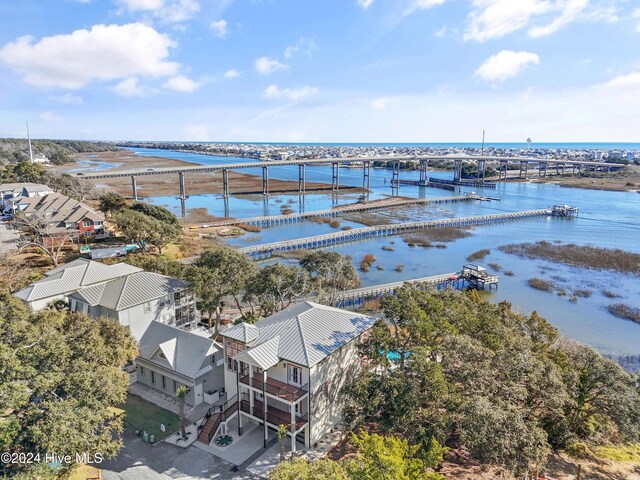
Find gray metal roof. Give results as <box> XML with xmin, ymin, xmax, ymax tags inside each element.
<box><xmin>137</xmin><ymin>322</ymin><xmax>221</xmax><ymax>379</ymax></box>
<box><xmin>15</xmin><ymin>259</ymin><xmax>142</xmax><ymax>302</ymax></box>
<box><xmin>227</xmin><ymin>301</ymin><xmax>376</xmax><ymax>368</ymax></box>
<box><xmin>222</xmin><ymin>323</ymin><xmax>260</xmax><ymax>343</ymax></box>
<box><xmin>233</xmin><ymin>336</ymin><xmax>280</xmax><ymax>370</ymax></box>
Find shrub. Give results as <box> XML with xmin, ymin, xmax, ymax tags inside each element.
<box><xmin>504</xmin><ymin>270</ymin><xmax>515</xmax><ymax>276</ymax></box>
<box><xmin>573</xmin><ymin>289</ymin><xmax>592</xmax><ymax>298</ymax></box>
<box><xmin>527</xmin><ymin>278</ymin><xmax>554</xmax><ymax>292</ymax></box>
<box><xmin>360</xmin><ymin>254</ymin><xmax>377</xmax><ymax>272</ymax></box>
<box><xmin>395</xmin><ymin>264</ymin><xmax>404</xmax><ymax>272</ymax></box>
<box><xmin>488</xmin><ymin>262</ymin><xmax>502</xmax><ymax>271</ymax></box>
<box><xmin>467</xmin><ymin>249</ymin><xmax>491</xmax><ymax>261</ymax></box>
<box><xmin>382</xmin><ymin>245</ymin><xmax>394</xmax><ymax>251</ymax></box>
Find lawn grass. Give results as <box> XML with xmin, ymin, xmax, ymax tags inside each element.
<box><xmin>118</xmin><ymin>395</ymin><xmax>180</xmax><ymax>438</ymax></box>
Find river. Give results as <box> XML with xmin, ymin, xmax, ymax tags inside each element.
<box><xmin>127</xmin><ymin>147</ymin><xmax>640</xmax><ymax>357</ymax></box>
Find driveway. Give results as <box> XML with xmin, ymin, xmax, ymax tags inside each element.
<box><xmin>0</xmin><ymin>221</ymin><xmax>18</xmax><ymax>254</ymax></box>
<box><xmin>102</xmin><ymin>430</ymin><xmax>260</xmax><ymax>480</ymax></box>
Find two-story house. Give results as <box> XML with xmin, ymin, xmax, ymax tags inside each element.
<box><xmin>0</xmin><ymin>182</ymin><xmax>53</xmax><ymax>214</ymax></box>
<box><xmin>14</xmin><ymin>258</ymin><xmax>196</xmax><ymax>339</ymax></box>
<box><xmin>216</xmin><ymin>301</ymin><xmax>376</xmax><ymax>452</ymax></box>
<box><xmin>136</xmin><ymin>322</ymin><xmax>224</xmax><ymax>406</ymax></box>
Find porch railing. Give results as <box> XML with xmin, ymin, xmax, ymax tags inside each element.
<box><xmin>239</xmin><ymin>374</ymin><xmax>308</xmax><ymax>402</ymax></box>
<box><xmin>204</xmin><ymin>394</ymin><xmax>238</xmax><ymax>445</ymax></box>
<box><xmin>239</xmin><ymin>393</ymin><xmax>308</xmax><ymax>430</ymax></box>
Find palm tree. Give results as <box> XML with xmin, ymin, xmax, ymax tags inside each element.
<box><xmin>277</xmin><ymin>424</ymin><xmax>288</xmax><ymax>462</ymax></box>
<box><xmin>176</xmin><ymin>386</ymin><xmax>189</xmax><ymax>439</ymax></box>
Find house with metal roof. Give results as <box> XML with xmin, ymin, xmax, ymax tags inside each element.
<box><xmin>0</xmin><ymin>182</ymin><xmax>53</xmax><ymax>213</ymax></box>
<box><xmin>15</xmin><ymin>258</ymin><xmax>197</xmax><ymax>339</ymax></box>
<box><xmin>136</xmin><ymin>322</ymin><xmax>224</xmax><ymax>407</ymax></box>
<box><xmin>198</xmin><ymin>301</ymin><xmax>376</xmax><ymax>452</ymax></box>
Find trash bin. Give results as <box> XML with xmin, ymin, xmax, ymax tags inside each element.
<box><xmin>143</xmin><ymin>431</ymin><xmax>149</xmax><ymax>443</ymax></box>
<box><xmin>149</xmin><ymin>434</ymin><xmax>155</xmax><ymax>443</ymax></box>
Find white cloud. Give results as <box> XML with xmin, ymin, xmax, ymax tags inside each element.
<box><xmin>476</xmin><ymin>50</ymin><xmax>540</xmax><ymax>82</ymax></box>
<box><xmin>255</xmin><ymin>57</ymin><xmax>288</xmax><ymax>75</ymax></box>
<box><xmin>210</xmin><ymin>19</ymin><xmax>228</xmax><ymax>38</ymax></box>
<box><xmin>40</xmin><ymin>110</ymin><xmax>63</xmax><ymax>122</ymax></box>
<box><xmin>0</xmin><ymin>23</ymin><xmax>179</xmax><ymax>89</ymax></box>
<box><xmin>357</xmin><ymin>0</ymin><xmax>374</xmax><ymax>9</ymax></box>
<box><xmin>117</xmin><ymin>0</ymin><xmax>200</xmax><ymax>23</ymax></box>
<box><xmin>404</xmin><ymin>0</ymin><xmax>447</xmax><ymax>16</ymax></box>
<box><xmin>465</xmin><ymin>0</ymin><xmax>552</xmax><ymax>42</ymax></box>
<box><xmin>529</xmin><ymin>0</ymin><xmax>588</xmax><ymax>37</ymax></box>
<box><xmin>371</xmin><ymin>97</ymin><xmax>399</xmax><ymax>110</ymax></box>
<box><xmin>634</xmin><ymin>9</ymin><xmax>640</xmax><ymax>32</ymax></box>
<box><xmin>223</xmin><ymin>68</ymin><xmax>241</xmax><ymax>79</ymax></box>
<box><xmin>264</xmin><ymin>84</ymin><xmax>319</xmax><ymax>102</ymax></box>
<box><xmin>49</xmin><ymin>93</ymin><xmax>83</xmax><ymax>105</ymax></box>
<box><xmin>283</xmin><ymin>38</ymin><xmax>319</xmax><ymax>59</ymax></box>
<box><xmin>163</xmin><ymin>75</ymin><xmax>200</xmax><ymax>92</ymax></box>
<box><xmin>113</xmin><ymin>77</ymin><xmax>149</xmax><ymax>96</ymax></box>
<box><xmin>600</xmin><ymin>72</ymin><xmax>640</xmax><ymax>89</ymax></box>
<box><xmin>434</xmin><ymin>25</ymin><xmax>448</xmax><ymax>37</ymax></box>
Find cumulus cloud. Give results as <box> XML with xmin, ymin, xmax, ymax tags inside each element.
<box><xmin>255</xmin><ymin>57</ymin><xmax>288</xmax><ymax>75</ymax></box>
<box><xmin>163</xmin><ymin>75</ymin><xmax>200</xmax><ymax>92</ymax></box>
<box><xmin>476</xmin><ymin>50</ymin><xmax>540</xmax><ymax>82</ymax></box>
<box><xmin>600</xmin><ymin>72</ymin><xmax>640</xmax><ymax>89</ymax></box>
<box><xmin>223</xmin><ymin>68</ymin><xmax>241</xmax><ymax>79</ymax></box>
<box><xmin>357</xmin><ymin>0</ymin><xmax>374</xmax><ymax>9</ymax></box>
<box><xmin>264</xmin><ymin>84</ymin><xmax>318</xmax><ymax>102</ymax></box>
<box><xmin>117</xmin><ymin>0</ymin><xmax>200</xmax><ymax>23</ymax></box>
<box><xmin>283</xmin><ymin>38</ymin><xmax>319</xmax><ymax>59</ymax></box>
<box><xmin>371</xmin><ymin>97</ymin><xmax>395</xmax><ymax>110</ymax></box>
<box><xmin>0</xmin><ymin>23</ymin><xmax>179</xmax><ymax>89</ymax></box>
<box><xmin>113</xmin><ymin>77</ymin><xmax>149</xmax><ymax>96</ymax></box>
<box><xmin>49</xmin><ymin>93</ymin><xmax>83</xmax><ymax>105</ymax></box>
<box><xmin>210</xmin><ymin>19</ymin><xmax>228</xmax><ymax>38</ymax></box>
<box><xmin>404</xmin><ymin>0</ymin><xmax>447</xmax><ymax>16</ymax></box>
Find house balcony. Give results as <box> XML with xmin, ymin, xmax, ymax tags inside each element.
<box><xmin>239</xmin><ymin>374</ymin><xmax>308</xmax><ymax>403</ymax></box>
<box><xmin>239</xmin><ymin>395</ymin><xmax>308</xmax><ymax>431</ymax></box>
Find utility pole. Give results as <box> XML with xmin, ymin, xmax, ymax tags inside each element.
<box><xmin>26</xmin><ymin>121</ymin><xmax>34</xmax><ymax>163</ymax></box>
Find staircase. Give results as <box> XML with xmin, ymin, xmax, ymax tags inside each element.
<box><xmin>197</xmin><ymin>395</ymin><xmax>238</xmax><ymax>445</ymax></box>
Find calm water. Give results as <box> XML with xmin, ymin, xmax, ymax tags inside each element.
<box><xmin>126</xmin><ymin>148</ymin><xmax>640</xmax><ymax>356</ymax></box>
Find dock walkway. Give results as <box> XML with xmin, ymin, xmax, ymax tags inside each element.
<box><xmin>237</xmin><ymin>209</ymin><xmax>551</xmax><ymax>259</ymax></box>
<box><xmin>188</xmin><ymin>194</ymin><xmax>492</xmax><ymax>229</ymax></box>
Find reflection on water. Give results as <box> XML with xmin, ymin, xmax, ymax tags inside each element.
<box><xmin>125</xmin><ymin>148</ymin><xmax>640</xmax><ymax>356</ymax></box>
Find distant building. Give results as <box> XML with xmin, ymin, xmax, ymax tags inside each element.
<box><xmin>136</xmin><ymin>322</ymin><xmax>224</xmax><ymax>406</ymax></box>
<box><xmin>0</xmin><ymin>182</ymin><xmax>53</xmax><ymax>213</ymax></box>
<box><xmin>14</xmin><ymin>192</ymin><xmax>106</xmax><ymax>241</ymax></box>
<box><xmin>14</xmin><ymin>258</ymin><xmax>197</xmax><ymax>339</ymax></box>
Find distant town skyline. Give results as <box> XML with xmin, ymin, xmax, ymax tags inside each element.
<box><xmin>0</xmin><ymin>0</ymin><xmax>639</xmax><ymax>142</ymax></box>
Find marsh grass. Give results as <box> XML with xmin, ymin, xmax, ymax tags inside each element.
<box><xmin>360</xmin><ymin>254</ymin><xmax>377</xmax><ymax>272</ymax></box>
<box><xmin>528</xmin><ymin>277</ymin><xmax>554</xmax><ymax>292</ymax></box>
<box><xmin>607</xmin><ymin>304</ymin><xmax>640</xmax><ymax>324</ymax></box>
<box><xmin>467</xmin><ymin>249</ymin><xmax>491</xmax><ymax>262</ymax></box>
<box><xmin>500</xmin><ymin>241</ymin><xmax>640</xmax><ymax>274</ymax></box>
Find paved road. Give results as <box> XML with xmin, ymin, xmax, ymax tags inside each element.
<box><xmin>0</xmin><ymin>221</ymin><xmax>18</xmax><ymax>254</ymax></box>
<box><xmin>102</xmin><ymin>431</ymin><xmax>259</xmax><ymax>480</ymax></box>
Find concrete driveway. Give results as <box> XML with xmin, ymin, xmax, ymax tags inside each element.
<box><xmin>101</xmin><ymin>430</ymin><xmax>259</xmax><ymax>480</ymax></box>
<box><xmin>0</xmin><ymin>221</ymin><xmax>18</xmax><ymax>254</ymax></box>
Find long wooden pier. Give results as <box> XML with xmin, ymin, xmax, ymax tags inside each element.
<box><xmin>237</xmin><ymin>209</ymin><xmax>552</xmax><ymax>259</ymax></box>
<box><xmin>188</xmin><ymin>194</ymin><xmax>492</xmax><ymax>229</ymax></box>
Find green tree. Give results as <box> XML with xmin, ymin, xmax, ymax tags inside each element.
<box><xmin>12</xmin><ymin>161</ymin><xmax>44</xmax><ymax>183</ymax></box>
<box><xmin>343</xmin><ymin>432</ymin><xmax>445</xmax><ymax>480</ymax></box>
<box><xmin>277</xmin><ymin>424</ymin><xmax>288</xmax><ymax>463</ymax></box>
<box><xmin>176</xmin><ymin>386</ymin><xmax>189</xmax><ymax>440</ymax></box>
<box><xmin>299</xmin><ymin>251</ymin><xmax>360</xmax><ymax>305</ymax></box>
<box><xmin>0</xmin><ymin>293</ymin><xmax>136</xmax><ymax>478</ymax></box>
<box><xmin>269</xmin><ymin>458</ymin><xmax>349</xmax><ymax>480</ymax></box>
<box><xmin>131</xmin><ymin>202</ymin><xmax>179</xmax><ymax>225</ymax></box>
<box><xmin>113</xmin><ymin>209</ymin><xmax>181</xmax><ymax>254</ymax></box>
<box><xmin>189</xmin><ymin>248</ymin><xmax>258</xmax><ymax>333</ymax></box>
<box><xmin>244</xmin><ymin>264</ymin><xmax>311</xmax><ymax>317</ymax></box>
<box><xmin>98</xmin><ymin>192</ymin><xmax>127</xmax><ymax>217</ymax></box>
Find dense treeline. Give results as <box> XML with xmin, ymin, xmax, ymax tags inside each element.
<box><xmin>0</xmin><ymin>138</ymin><xmax>118</xmax><ymax>165</ymax></box>
<box><xmin>0</xmin><ymin>162</ymin><xmax>94</xmax><ymax>202</ymax></box>
<box><xmin>341</xmin><ymin>286</ymin><xmax>640</xmax><ymax>478</ymax></box>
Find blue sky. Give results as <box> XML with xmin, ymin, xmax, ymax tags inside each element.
<box><xmin>0</xmin><ymin>0</ymin><xmax>639</xmax><ymax>142</ymax></box>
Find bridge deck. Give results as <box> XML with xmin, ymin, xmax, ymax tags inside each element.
<box><xmin>337</xmin><ymin>272</ymin><xmax>458</xmax><ymax>300</ymax></box>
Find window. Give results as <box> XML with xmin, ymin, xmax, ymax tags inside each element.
<box><xmin>254</xmin><ymin>366</ymin><xmax>263</xmax><ymax>375</ymax></box>
<box><xmin>82</xmin><ymin>220</ymin><xmax>92</xmax><ymax>227</ymax></box>
<box><xmin>293</xmin><ymin>402</ymin><xmax>302</xmax><ymax>417</ymax></box>
<box><xmin>226</xmin><ymin>340</ymin><xmax>244</xmax><ymax>372</ymax></box>
<box><xmin>151</xmin><ymin>371</ymin><xmax>155</xmax><ymax>385</ymax></box>
<box><xmin>173</xmin><ymin>380</ymin><xmax>177</xmax><ymax>393</ymax></box>
<box><xmin>162</xmin><ymin>375</ymin><xmax>166</xmax><ymax>389</ymax></box>
<box><xmin>143</xmin><ymin>302</ymin><xmax>151</xmax><ymax>314</ymax></box>
<box><xmin>288</xmin><ymin>364</ymin><xmax>302</xmax><ymax>387</ymax></box>
<box><xmin>139</xmin><ymin>366</ymin><xmax>144</xmax><ymax>376</ymax></box>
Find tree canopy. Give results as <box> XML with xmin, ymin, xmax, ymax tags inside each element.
<box><xmin>299</xmin><ymin>251</ymin><xmax>360</xmax><ymax>304</ymax></box>
<box><xmin>0</xmin><ymin>293</ymin><xmax>136</xmax><ymax>478</ymax></box>
<box><xmin>342</xmin><ymin>286</ymin><xmax>640</xmax><ymax>477</ymax></box>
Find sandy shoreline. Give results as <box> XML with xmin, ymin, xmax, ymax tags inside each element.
<box><xmin>58</xmin><ymin>150</ymin><xmax>363</xmax><ymax>197</ymax></box>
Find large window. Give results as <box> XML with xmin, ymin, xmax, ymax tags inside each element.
<box><xmin>143</xmin><ymin>302</ymin><xmax>151</xmax><ymax>314</ymax></box>
<box><xmin>226</xmin><ymin>340</ymin><xmax>244</xmax><ymax>372</ymax></box>
<box><xmin>288</xmin><ymin>364</ymin><xmax>302</xmax><ymax>387</ymax></box>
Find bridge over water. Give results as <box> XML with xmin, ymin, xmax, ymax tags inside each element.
<box><xmin>74</xmin><ymin>153</ymin><xmax>617</xmax><ymax>201</ymax></box>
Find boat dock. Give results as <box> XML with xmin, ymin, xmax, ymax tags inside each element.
<box><xmin>335</xmin><ymin>265</ymin><xmax>499</xmax><ymax>309</ymax></box>
<box><xmin>188</xmin><ymin>194</ymin><xmax>494</xmax><ymax>229</ymax></box>
<box><xmin>237</xmin><ymin>208</ymin><xmax>558</xmax><ymax>259</ymax></box>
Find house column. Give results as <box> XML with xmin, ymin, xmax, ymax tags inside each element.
<box><xmin>236</xmin><ymin>361</ymin><xmax>243</xmax><ymax>436</ymax></box>
<box><xmin>249</xmin><ymin>367</ymin><xmax>255</xmax><ymax>416</ymax></box>
<box><xmin>290</xmin><ymin>401</ymin><xmax>297</xmax><ymax>453</ymax></box>
<box><xmin>262</xmin><ymin>370</ymin><xmax>268</xmax><ymax>449</ymax></box>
